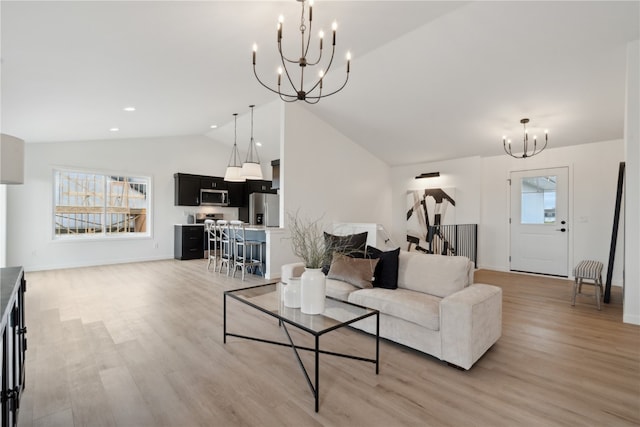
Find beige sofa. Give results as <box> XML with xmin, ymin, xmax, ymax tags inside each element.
<box><xmin>282</xmin><ymin>250</ymin><xmax>502</xmax><ymax>370</ymax></box>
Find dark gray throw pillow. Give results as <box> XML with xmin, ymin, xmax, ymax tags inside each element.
<box><xmin>367</xmin><ymin>246</ymin><xmax>400</xmax><ymax>289</ymax></box>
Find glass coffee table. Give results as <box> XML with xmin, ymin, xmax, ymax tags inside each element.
<box><xmin>223</xmin><ymin>283</ymin><xmax>380</xmax><ymax>412</ymax></box>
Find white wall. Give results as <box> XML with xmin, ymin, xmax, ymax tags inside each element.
<box><xmin>0</xmin><ymin>185</ymin><xmax>6</xmax><ymax>267</ymax></box>
<box><xmin>6</xmin><ymin>135</ymin><xmax>245</xmax><ymax>271</ymax></box>
<box><xmin>623</xmin><ymin>40</ymin><xmax>639</xmax><ymax>325</ymax></box>
<box><xmin>389</xmin><ymin>140</ymin><xmax>625</xmax><ymax>287</ymax></box>
<box><xmin>281</xmin><ymin>103</ymin><xmax>392</xmax><ymax>231</ymax></box>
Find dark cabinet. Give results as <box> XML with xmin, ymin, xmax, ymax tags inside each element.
<box><xmin>174</xmin><ymin>225</ymin><xmax>204</xmax><ymax>260</ymax></box>
<box><xmin>227</xmin><ymin>182</ymin><xmax>245</xmax><ymax>208</ymax></box>
<box><xmin>174</xmin><ymin>172</ymin><xmax>274</xmax><ymax>209</ymax></box>
<box><xmin>246</xmin><ymin>180</ymin><xmax>277</xmax><ymax>195</ymax></box>
<box><xmin>174</xmin><ymin>173</ymin><xmax>201</xmax><ymax>206</ymax></box>
<box><xmin>200</xmin><ymin>177</ymin><xmax>228</xmax><ymax>191</ymax></box>
<box><xmin>1</xmin><ymin>267</ymin><xmax>27</xmax><ymax>427</ymax></box>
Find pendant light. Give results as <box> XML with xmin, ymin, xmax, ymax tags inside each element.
<box><xmin>224</xmin><ymin>113</ymin><xmax>246</xmax><ymax>182</ymax></box>
<box><xmin>241</xmin><ymin>105</ymin><xmax>263</xmax><ymax>180</ymax></box>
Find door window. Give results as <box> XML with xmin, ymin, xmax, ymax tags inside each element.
<box><xmin>520</xmin><ymin>175</ymin><xmax>557</xmax><ymax>224</ymax></box>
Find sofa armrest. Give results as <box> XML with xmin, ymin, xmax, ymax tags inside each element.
<box><xmin>281</xmin><ymin>262</ymin><xmax>305</xmax><ymax>283</ymax></box>
<box><xmin>440</xmin><ymin>283</ymin><xmax>502</xmax><ymax>370</ymax></box>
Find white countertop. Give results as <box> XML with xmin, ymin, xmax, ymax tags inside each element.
<box><xmin>174</xmin><ymin>223</ymin><xmax>285</xmax><ymax>233</ymax></box>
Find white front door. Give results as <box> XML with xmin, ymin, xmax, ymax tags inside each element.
<box><xmin>510</xmin><ymin>167</ymin><xmax>569</xmax><ymax>276</ymax></box>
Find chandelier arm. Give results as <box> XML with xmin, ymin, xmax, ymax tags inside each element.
<box><xmin>304</xmin><ymin>94</ymin><xmax>322</xmax><ymax>105</ymax></box>
<box><xmin>532</xmin><ymin>138</ymin><xmax>548</xmax><ymax>156</ymax></box>
<box><xmin>306</xmin><ymin>36</ymin><xmax>328</xmax><ymax>66</ymax></box>
<box><xmin>303</xmin><ymin>45</ymin><xmax>336</xmax><ymax>96</ymax></box>
<box><xmin>279</xmin><ymin>58</ymin><xmax>300</xmax><ymax>96</ymax></box>
<box><xmin>304</xmin><ymin>72</ymin><xmax>349</xmax><ymax>100</ymax></box>
<box><xmin>253</xmin><ymin>65</ymin><xmax>300</xmax><ymax>99</ymax></box>
<box><xmin>279</xmin><ymin>94</ymin><xmax>299</xmax><ymax>103</ymax></box>
<box><xmin>278</xmin><ymin>42</ymin><xmax>300</xmax><ymax>64</ymax></box>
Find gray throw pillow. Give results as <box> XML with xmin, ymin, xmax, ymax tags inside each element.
<box><xmin>327</xmin><ymin>252</ymin><xmax>379</xmax><ymax>289</ymax></box>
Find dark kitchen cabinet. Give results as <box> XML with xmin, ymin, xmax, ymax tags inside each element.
<box><xmin>174</xmin><ymin>173</ymin><xmax>201</xmax><ymax>206</ymax></box>
<box><xmin>227</xmin><ymin>182</ymin><xmax>245</xmax><ymax>208</ymax></box>
<box><xmin>200</xmin><ymin>177</ymin><xmax>228</xmax><ymax>191</ymax></box>
<box><xmin>1</xmin><ymin>267</ymin><xmax>27</xmax><ymax>427</ymax></box>
<box><xmin>174</xmin><ymin>225</ymin><xmax>204</xmax><ymax>260</ymax></box>
<box><xmin>246</xmin><ymin>180</ymin><xmax>277</xmax><ymax>195</ymax></box>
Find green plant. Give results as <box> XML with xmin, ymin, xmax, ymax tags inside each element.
<box><xmin>287</xmin><ymin>211</ymin><xmax>328</xmax><ymax>269</ymax></box>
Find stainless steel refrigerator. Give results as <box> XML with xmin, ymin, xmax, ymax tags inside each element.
<box><xmin>249</xmin><ymin>193</ymin><xmax>279</xmax><ymax>227</ymax></box>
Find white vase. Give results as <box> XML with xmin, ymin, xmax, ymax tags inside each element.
<box><xmin>300</xmin><ymin>268</ymin><xmax>326</xmax><ymax>314</ymax></box>
<box><xmin>283</xmin><ymin>277</ymin><xmax>301</xmax><ymax>308</ymax></box>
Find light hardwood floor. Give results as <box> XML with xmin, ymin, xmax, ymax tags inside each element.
<box><xmin>16</xmin><ymin>259</ymin><xmax>640</xmax><ymax>427</ymax></box>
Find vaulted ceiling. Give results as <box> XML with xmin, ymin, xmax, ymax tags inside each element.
<box><xmin>2</xmin><ymin>1</ymin><xmax>638</xmax><ymax>166</ymax></box>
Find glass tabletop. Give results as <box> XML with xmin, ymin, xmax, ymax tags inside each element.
<box><xmin>225</xmin><ymin>283</ymin><xmax>377</xmax><ymax>335</ymax></box>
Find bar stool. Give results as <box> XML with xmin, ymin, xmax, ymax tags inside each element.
<box><xmin>572</xmin><ymin>260</ymin><xmax>604</xmax><ymax>310</ymax></box>
<box><xmin>204</xmin><ymin>219</ymin><xmax>218</xmax><ymax>271</ymax></box>
<box><xmin>217</xmin><ymin>220</ymin><xmax>233</xmax><ymax>275</ymax></box>
<box><xmin>230</xmin><ymin>220</ymin><xmax>263</xmax><ymax>280</ymax></box>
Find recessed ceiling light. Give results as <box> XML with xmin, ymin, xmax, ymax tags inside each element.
<box><xmin>210</xmin><ymin>125</ymin><xmax>218</xmax><ymax>129</ymax></box>
<box><xmin>256</xmin><ymin>141</ymin><xmax>262</xmax><ymax>147</ymax></box>
<box><xmin>110</xmin><ymin>127</ymin><xmax>119</xmax><ymax>132</ymax></box>
<box><xmin>123</xmin><ymin>107</ymin><xmax>136</xmax><ymax>112</ymax></box>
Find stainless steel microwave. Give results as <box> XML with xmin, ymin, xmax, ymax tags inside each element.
<box><xmin>200</xmin><ymin>189</ymin><xmax>229</xmax><ymax>206</ymax></box>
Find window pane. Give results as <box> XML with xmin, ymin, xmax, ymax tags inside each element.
<box><xmin>54</xmin><ymin>171</ymin><xmax>105</xmax><ymax>235</ymax></box>
<box><xmin>54</xmin><ymin>170</ymin><xmax>150</xmax><ymax>238</ymax></box>
<box><xmin>521</xmin><ymin>176</ymin><xmax>556</xmax><ymax>224</ymax></box>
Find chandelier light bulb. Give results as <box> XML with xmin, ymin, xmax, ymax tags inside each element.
<box><xmin>332</xmin><ymin>21</ymin><xmax>337</xmax><ymax>31</ymax></box>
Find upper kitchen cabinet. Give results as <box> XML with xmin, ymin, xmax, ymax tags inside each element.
<box><xmin>174</xmin><ymin>173</ymin><xmax>201</xmax><ymax>206</ymax></box>
<box><xmin>246</xmin><ymin>180</ymin><xmax>277</xmax><ymax>195</ymax></box>
<box><xmin>200</xmin><ymin>176</ymin><xmax>228</xmax><ymax>190</ymax></box>
<box><xmin>227</xmin><ymin>182</ymin><xmax>246</xmax><ymax>207</ymax></box>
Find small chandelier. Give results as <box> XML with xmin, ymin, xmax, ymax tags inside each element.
<box><xmin>252</xmin><ymin>0</ymin><xmax>351</xmax><ymax>104</ymax></box>
<box><xmin>224</xmin><ymin>113</ymin><xmax>246</xmax><ymax>182</ymax></box>
<box><xmin>503</xmin><ymin>118</ymin><xmax>549</xmax><ymax>159</ymax></box>
<box><xmin>241</xmin><ymin>105</ymin><xmax>263</xmax><ymax>180</ymax></box>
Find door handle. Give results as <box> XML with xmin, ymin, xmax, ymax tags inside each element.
<box><xmin>556</xmin><ymin>228</ymin><xmax>567</xmax><ymax>232</ymax></box>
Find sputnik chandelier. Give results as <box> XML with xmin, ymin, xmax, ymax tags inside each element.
<box><xmin>503</xmin><ymin>118</ymin><xmax>549</xmax><ymax>159</ymax></box>
<box><xmin>252</xmin><ymin>0</ymin><xmax>351</xmax><ymax>103</ymax></box>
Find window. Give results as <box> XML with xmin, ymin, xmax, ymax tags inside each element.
<box><xmin>53</xmin><ymin>169</ymin><xmax>150</xmax><ymax>239</ymax></box>
<box><xmin>520</xmin><ymin>175</ymin><xmax>556</xmax><ymax>224</ymax></box>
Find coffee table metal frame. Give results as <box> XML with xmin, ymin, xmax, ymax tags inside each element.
<box><xmin>224</xmin><ymin>283</ymin><xmax>379</xmax><ymax>412</ymax></box>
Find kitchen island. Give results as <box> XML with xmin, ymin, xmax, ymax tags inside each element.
<box><xmin>239</xmin><ymin>226</ymin><xmax>295</xmax><ymax>280</ymax></box>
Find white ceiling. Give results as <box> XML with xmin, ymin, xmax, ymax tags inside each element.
<box><xmin>1</xmin><ymin>1</ymin><xmax>638</xmax><ymax>166</ymax></box>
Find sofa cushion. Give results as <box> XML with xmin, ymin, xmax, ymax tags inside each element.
<box><xmin>322</xmin><ymin>232</ymin><xmax>368</xmax><ymax>274</ymax></box>
<box><xmin>327</xmin><ymin>252</ymin><xmax>379</xmax><ymax>289</ymax></box>
<box><xmin>348</xmin><ymin>288</ymin><xmax>441</xmax><ymax>331</ymax></box>
<box><xmin>367</xmin><ymin>246</ymin><xmax>400</xmax><ymax>289</ymax></box>
<box><xmin>398</xmin><ymin>251</ymin><xmax>470</xmax><ymax>298</ymax></box>
<box><xmin>325</xmin><ymin>278</ymin><xmax>359</xmax><ymax>301</ymax></box>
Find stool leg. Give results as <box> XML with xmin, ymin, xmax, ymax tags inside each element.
<box><xmin>571</xmin><ymin>278</ymin><xmax>578</xmax><ymax>306</ymax></box>
<box><xmin>595</xmin><ymin>279</ymin><xmax>602</xmax><ymax>310</ymax></box>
